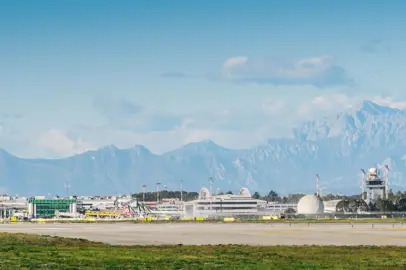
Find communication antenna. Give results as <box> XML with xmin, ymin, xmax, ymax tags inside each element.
<box><xmin>385</xmin><ymin>165</ymin><xmax>390</xmax><ymax>199</ymax></box>
<box><xmin>361</xmin><ymin>169</ymin><xmax>366</xmax><ymax>200</ymax></box>
<box><xmin>316</xmin><ymin>174</ymin><xmax>320</xmax><ymax>196</ymax></box>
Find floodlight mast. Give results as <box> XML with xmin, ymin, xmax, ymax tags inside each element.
<box><xmin>361</xmin><ymin>169</ymin><xmax>366</xmax><ymax>200</ymax></box>
<box><xmin>208</xmin><ymin>177</ymin><xmax>214</xmax><ymax>217</ymax></box>
<box><xmin>64</xmin><ymin>182</ymin><xmax>70</xmax><ymax>198</ymax></box>
<box><xmin>385</xmin><ymin>165</ymin><xmax>390</xmax><ymax>199</ymax></box>
<box><xmin>142</xmin><ymin>185</ymin><xmax>146</xmax><ymax>203</ymax></box>
<box><xmin>156</xmin><ymin>182</ymin><xmax>161</xmax><ymax>203</ymax></box>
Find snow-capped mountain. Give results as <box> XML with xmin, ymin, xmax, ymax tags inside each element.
<box><xmin>1</xmin><ymin>100</ymin><xmax>406</xmax><ymax>196</ymax></box>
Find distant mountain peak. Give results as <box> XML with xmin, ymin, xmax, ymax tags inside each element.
<box><xmin>357</xmin><ymin>100</ymin><xmax>400</xmax><ymax>115</ymax></box>
<box><xmin>132</xmin><ymin>145</ymin><xmax>151</xmax><ymax>155</ymax></box>
<box><xmin>201</xmin><ymin>139</ymin><xmax>218</xmax><ymax>146</ymax></box>
<box><xmin>183</xmin><ymin>139</ymin><xmax>224</xmax><ymax>149</ymax></box>
<box><xmin>102</xmin><ymin>144</ymin><xmax>118</xmax><ymax>150</ymax></box>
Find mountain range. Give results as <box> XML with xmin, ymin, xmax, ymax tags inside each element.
<box><xmin>1</xmin><ymin>100</ymin><xmax>406</xmax><ymax>196</ymax></box>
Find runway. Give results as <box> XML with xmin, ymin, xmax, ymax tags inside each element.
<box><xmin>1</xmin><ymin>222</ymin><xmax>406</xmax><ymax>246</ymax></box>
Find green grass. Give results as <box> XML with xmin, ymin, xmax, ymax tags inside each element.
<box><xmin>0</xmin><ymin>233</ymin><xmax>405</xmax><ymax>269</ymax></box>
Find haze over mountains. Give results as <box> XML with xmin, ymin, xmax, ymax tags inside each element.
<box><xmin>1</xmin><ymin>100</ymin><xmax>406</xmax><ymax>196</ymax></box>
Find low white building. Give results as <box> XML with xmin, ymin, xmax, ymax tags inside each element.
<box><xmin>184</xmin><ymin>187</ymin><xmax>265</xmax><ymax>218</ymax></box>
<box><xmin>151</xmin><ymin>198</ymin><xmax>184</xmax><ymax>217</ymax></box>
<box><xmin>0</xmin><ymin>197</ymin><xmax>28</xmax><ymax>210</ymax></box>
<box><xmin>323</xmin><ymin>199</ymin><xmax>341</xmax><ymax>213</ymax></box>
<box><xmin>266</xmin><ymin>202</ymin><xmax>298</xmax><ymax>213</ymax></box>
<box><xmin>76</xmin><ymin>196</ymin><xmax>116</xmax><ymax>210</ymax></box>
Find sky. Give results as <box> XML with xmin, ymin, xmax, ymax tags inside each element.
<box><xmin>1</xmin><ymin>0</ymin><xmax>406</xmax><ymax>158</ymax></box>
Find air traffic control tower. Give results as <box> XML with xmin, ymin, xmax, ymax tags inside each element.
<box><xmin>365</xmin><ymin>167</ymin><xmax>386</xmax><ymax>204</ymax></box>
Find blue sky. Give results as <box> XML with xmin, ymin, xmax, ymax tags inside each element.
<box><xmin>1</xmin><ymin>0</ymin><xmax>406</xmax><ymax>158</ymax></box>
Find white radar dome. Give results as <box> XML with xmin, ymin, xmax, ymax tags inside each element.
<box><xmin>369</xmin><ymin>168</ymin><xmax>377</xmax><ymax>174</ymax></box>
<box><xmin>297</xmin><ymin>194</ymin><xmax>324</xmax><ymax>215</ymax></box>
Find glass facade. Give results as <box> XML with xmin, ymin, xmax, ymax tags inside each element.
<box><xmin>29</xmin><ymin>199</ymin><xmax>76</xmax><ymax>218</ymax></box>
<box><xmin>0</xmin><ymin>209</ymin><xmax>13</xmax><ymax>218</ymax></box>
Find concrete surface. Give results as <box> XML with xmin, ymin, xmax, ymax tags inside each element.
<box><xmin>1</xmin><ymin>222</ymin><xmax>406</xmax><ymax>246</ymax></box>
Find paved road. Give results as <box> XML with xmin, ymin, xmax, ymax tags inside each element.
<box><xmin>1</xmin><ymin>222</ymin><xmax>406</xmax><ymax>245</ymax></box>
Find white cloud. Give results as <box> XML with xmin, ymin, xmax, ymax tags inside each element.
<box><xmin>297</xmin><ymin>94</ymin><xmax>357</xmax><ymax>118</ymax></box>
<box><xmin>371</xmin><ymin>96</ymin><xmax>406</xmax><ymax>109</ymax></box>
<box><xmin>7</xmin><ymin>94</ymin><xmax>406</xmax><ymax>159</ymax></box>
<box><xmin>221</xmin><ymin>55</ymin><xmax>352</xmax><ymax>87</ymax></box>
<box><xmin>37</xmin><ymin>129</ymin><xmax>93</xmax><ymax>157</ymax></box>
<box><xmin>70</xmin><ymin>105</ymin><xmax>293</xmax><ymax>155</ymax></box>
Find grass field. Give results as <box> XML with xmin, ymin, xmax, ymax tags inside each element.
<box><xmin>0</xmin><ymin>233</ymin><xmax>405</xmax><ymax>269</ymax></box>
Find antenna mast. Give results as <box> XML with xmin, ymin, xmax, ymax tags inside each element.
<box><xmin>385</xmin><ymin>165</ymin><xmax>390</xmax><ymax>199</ymax></box>
<box><xmin>361</xmin><ymin>169</ymin><xmax>365</xmax><ymax>200</ymax></box>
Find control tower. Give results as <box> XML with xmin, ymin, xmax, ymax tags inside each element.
<box><xmin>365</xmin><ymin>167</ymin><xmax>386</xmax><ymax>204</ymax></box>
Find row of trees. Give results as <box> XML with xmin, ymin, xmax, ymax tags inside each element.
<box><xmin>251</xmin><ymin>190</ymin><xmax>306</xmax><ymax>204</ymax></box>
<box><xmin>336</xmin><ymin>197</ymin><xmax>406</xmax><ymax>213</ymax></box>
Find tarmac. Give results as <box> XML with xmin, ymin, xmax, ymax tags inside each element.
<box><xmin>1</xmin><ymin>222</ymin><xmax>406</xmax><ymax>246</ymax></box>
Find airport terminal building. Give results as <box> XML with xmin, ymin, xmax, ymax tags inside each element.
<box><xmin>184</xmin><ymin>187</ymin><xmax>265</xmax><ymax>218</ymax></box>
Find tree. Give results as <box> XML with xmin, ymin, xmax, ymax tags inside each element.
<box><xmin>348</xmin><ymin>199</ymin><xmax>368</xmax><ymax>212</ymax></box>
<box><xmin>375</xmin><ymin>198</ymin><xmax>395</xmax><ymax>212</ymax></box>
<box><xmin>252</xmin><ymin>192</ymin><xmax>261</xmax><ymax>199</ymax></box>
<box><xmin>287</xmin><ymin>194</ymin><xmax>305</xmax><ymax>204</ymax></box>
<box><xmin>336</xmin><ymin>200</ymin><xmax>350</xmax><ymax>213</ymax></box>
<box><xmin>268</xmin><ymin>190</ymin><xmax>278</xmax><ymax>197</ymax></box>
<box><xmin>264</xmin><ymin>190</ymin><xmax>280</xmax><ymax>202</ymax></box>
<box><xmin>396</xmin><ymin>198</ymin><xmax>406</xmax><ymax>211</ymax></box>
<box><xmin>225</xmin><ymin>191</ymin><xmax>233</xmax><ymax>195</ymax></box>
<box><xmin>281</xmin><ymin>196</ymin><xmax>289</xmax><ymax>204</ymax></box>
<box><xmin>368</xmin><ymin>202</ymin><xmax>377</xmax><ymax>212</ymax></box>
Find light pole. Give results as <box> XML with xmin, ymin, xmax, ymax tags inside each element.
<box><xmin>180</xmin><ymin>180</ymin><xmax>183</xmax><ymax>202</ymax></box>
<box><xmin>142</xmin><ymin>185</ymin><xmax>146</xmax><ymax>203</ymax></box>
<box><xmin>208</xmin><ymin>177</ymin><xmax>214</xmax><ymax>217</ymax></box>
<box><xmin>156</xmin><ymin>182</ymin><xmax>161</xmax><ymax>203</ymax></box>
